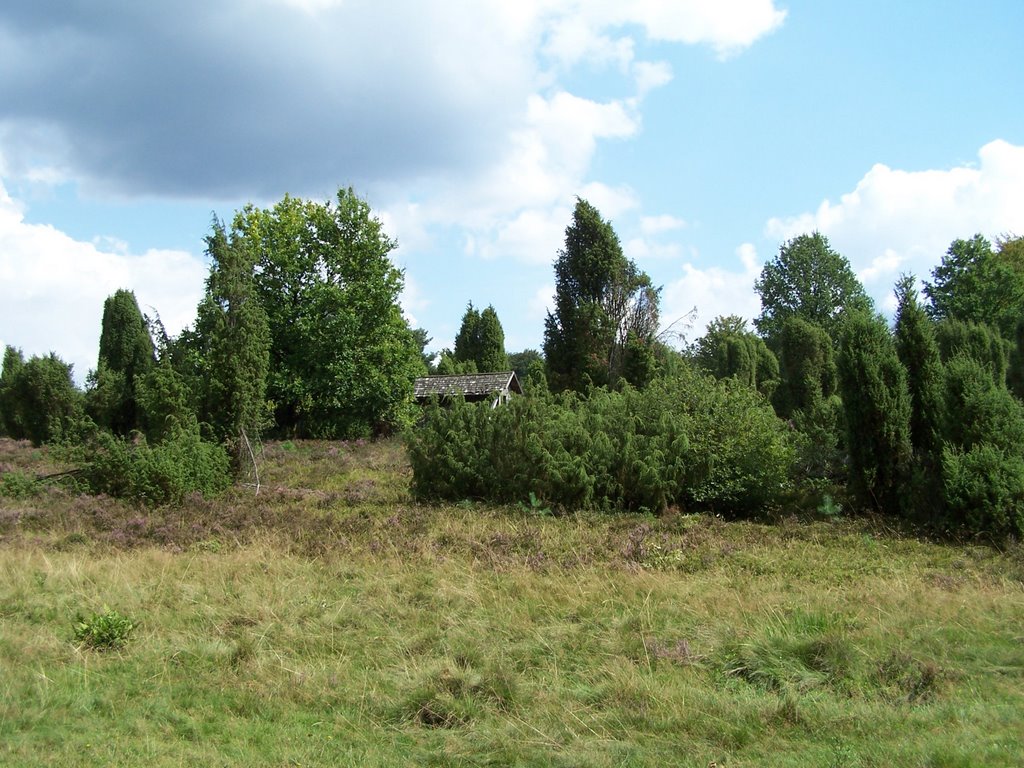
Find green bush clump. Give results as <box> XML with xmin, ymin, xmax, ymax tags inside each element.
<box><xmin>0</xmin><ymin>470</ymin><xmax>41</xmax><ymax>499</ymax></box>
<box><xmin>73</xmin><ymin>607</ymin><xmax>136</xmax><ymax>651</ymax></box>
<box><xmin>68</xmin><ymin>425</ymin><xmax>231</xmax><ymax>506</ymax></box>
<box><xmin>407</xmin><ymin>366</ymin><xmax>795</xmax><ymax>515</ymax></box>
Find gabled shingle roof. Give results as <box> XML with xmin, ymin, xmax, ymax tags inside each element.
<box><xmin>414</xmin><ymin>371</ymin><xmax>522</xmax><ymax>399</ymax></box>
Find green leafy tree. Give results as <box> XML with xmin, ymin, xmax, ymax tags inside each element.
<box><xmin>508</xmin><ymin>349</ymin><xmax>543</xmax><ymax>383</ymax></box>
<box><xmin>754</xmin><ymin>232</ymin><xmax>872</xmax><ymax>347</ymax></box>
<box><xmin>90</xmin><ymin>289</ymin><xmax>155</xmax><ymax>435</ymax></box>
<box><xmin>233</xmin><ymin>188</ymin><xmax>424</xmax><ymax>438</ymax></box>
<box><xmin>544</xmin><ymin>198</ymin><xmax>660</xmax><ymax>392</ymax></box>
<box><xmin>924</xmin><ymin>234</ymin><xmax>1024</xmax><ymax>340</ymax></box>
<box><xmin>837</xmin><ymin>313</ymin><xmax>912</xmax><ymax>514</ymax></box>
<box><xmin>191</xmin><ymin>219</ymin><xmax>271</xmax><ymax>460</ymax></box>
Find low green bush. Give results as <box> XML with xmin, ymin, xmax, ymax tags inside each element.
<box><xmin>407</xmin><ymin>366</ymin><xmax>795</xmax><ymax>515</ymax></box>
<box><xmin>66</xmin><ymin>424</ymin><xmax>231</xmax><ymax>506</ymax></box>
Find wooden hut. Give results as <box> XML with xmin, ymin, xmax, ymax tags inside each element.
<box><xmin>413</xmin><ymin>371</ymin><xmax>523</xmax><ymax>408</ymax></box>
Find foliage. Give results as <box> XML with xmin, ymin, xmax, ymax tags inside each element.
<box><xmin>893</xmin><ymin>276</ymin><xmax>945</xmax><ymax>461</ymax></box>
<box><xmin>73</xmin><ymin>607</ymin><xmax>136</xmax><ymax>651</ymax></box>
<box><xmin>544</xmin><ymin>198</ymin><xmax>660</xmax><ymax>392</ymax></box>
<box><xmin>453</xmin><ymin>303</ymin><xmax>509</xmax><ymax>373</ymax></box>
<box><xmin>754</xmin><ymin>232</ymin><xmax>872</xmax><ymax>347</ymax></box>
<box><xmin>0</xmin><ymin>469</ymin><xmax>41</xmax><ymax>499</ymax></box>
<box><xmin>407</xmin><ymin>365</ymin><xmax>795</xmax><ymax>515</ymax></box>
<box><xmin>893</xmin><ymin>276</ymin><xmax>947</xmax><ymax>521</ymax></box>
<box><xmin>91</xmin><ymin>289</ymin><xmax>155</xmax><ymax>435</ymax></box>
<box><xmin>924</xmin><ymin>234</ymin><xmax>1024</xmax><ymax>340</ymax></box>
<box><xmin>232</xmin><ymin>188</ymin><xmax>423</xmax><ymax>438</ymax></box>
<box><xmin>693</xmin><ymin>315</ymin><xmax>779</xmax><ymax>399</ymax></box>
<box><xmin>837</xmin><ymin>313</ymin><xmax>912</xmax><ymax>515</ymax></box>
<box><xmin>772</xmin><ymin>317</ymin><xmax>844</xmax><ymax>485</ymax></box>
<box><xmin>934</xmin><ymin>318</ymin><xmax>1009</xmax><ymax>385</ymax></box>
<box><xmin>68</xmin><ymin>425</ymin><xmax>231</xmax><ymax>506</ymax></box>
<box><xmin>942</xmin><ymin>443</ymin><xmax>1024</xmax><ymax>537</ymax></box>
<box><xmin>190</xmin><ymin>219</ymin><xmax>271</xmax><ymax>459</ymax></box>
<box><xmin>507</xmin><ymin>349</ymin><xmax>543</xmax><ymax>383</ymax></box>
<box><xmin>0</xmin><ymin>345</ymin><xmax>26</xmax><ymax>437</ymax></box>
<box><xmin>1</xmin><ymin>352</ymin><xmax>83</xmax><ymax>446</ymax></box>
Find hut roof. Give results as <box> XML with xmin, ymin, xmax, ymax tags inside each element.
<box><xmin>414</xmin><ymin>371</ymin><xmax>523</xmax><ymax>400</ymax></box>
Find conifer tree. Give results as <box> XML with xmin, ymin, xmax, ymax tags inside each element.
<box><xmin>92</xmin><ymin>289</ymin><xmax>154</xmax><ymax>435</ymax></box>
<box><xmin>837</xmin><ymin>313</ymin><xmax>912</xmax><ymax>514</ymax></box>
<box><xmin>0</xmin><ymin>346</ymin><xmax>26</xmax><ymax>438</ymax></box>
<box><xmin>893</xmin><ymin>275</ymin><xmax>945</xmax><ymax>461</ymax></box>
<box><xmin>193</xmin><ymin>219</ymin><xmax>271</xmax><ymax>462</ymax></box>
<box><xmin>544</xmin><ymin>198</ymin><xmax>659</xmax><ymax>392</ymax></box>
<box><xmin>453</xmin><ymin>303</ymin><xmax>482</xmax><ymax>367</ymax></box>
<box><xmin>476</xmin><ymin>305</ymin><xmax>509</xmax><ymax>372</ymax></box>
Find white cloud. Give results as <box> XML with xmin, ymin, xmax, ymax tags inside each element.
<box><xmin>641</xmin><ymin>214</ymin><xmax>687</xmax><ymax>235</ymax></box>
<box><xmin>765</xmin><ymin>139</ymin><xmax>1024</xmax><ymax>300</ymax></box>
<box><xmin>661</xmin><ymin>243</ymin><xmax>762</xmax><ymax>343</ymax></box>
<box><xmin>0</xmin><ymin>181</ymin><xmax>206</xmax><ymax>384</ymax></box>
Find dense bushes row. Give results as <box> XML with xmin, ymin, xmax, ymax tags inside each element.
<box><xmin>407</xmin><ymin>365</ymin><xmax>796</xmax><ymax>515</ymax></box>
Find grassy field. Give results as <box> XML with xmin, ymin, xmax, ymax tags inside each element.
<box><xmin>1</xmin><ymin>437</ymin><xmax>1022</xmax><ymax>767</ymax></box>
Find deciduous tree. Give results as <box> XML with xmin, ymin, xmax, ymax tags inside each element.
<box><xmin>754</xmin><ymin>233</ymin><xmax>872</xmax><ymax>347</ymax></box>
<box><xmin>232</xmin><ymin>188</ymin><xmax>423</xmax><ymax>438</ymax></box>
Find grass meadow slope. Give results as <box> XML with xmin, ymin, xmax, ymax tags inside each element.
<box><xmin>1</xmin><ymin>438</ymin><xmax>1022</xmax><ymax>767</ymax></box>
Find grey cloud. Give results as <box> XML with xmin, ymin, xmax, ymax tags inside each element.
<box><xmin>0</xmin><ymin>1</ymin><xmax>530</xmax><ymax>200</ymax></box>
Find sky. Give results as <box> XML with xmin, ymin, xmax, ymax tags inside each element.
<box><xmin>2</xmin><ymin>0</ymin><xmax>1023</xmax><ymax>383</ymax></box>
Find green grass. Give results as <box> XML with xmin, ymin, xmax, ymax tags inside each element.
<box><xmin>1</xmin><ymin>437</ymin><xmax>1022</xmax><ymax>766</ymax></box>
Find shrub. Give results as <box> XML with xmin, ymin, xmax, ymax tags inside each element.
<box><xmin>68</xmin><ymin>425</ymin><xmax>231</xmax><ymax>505</ymax></box>
<box><xmin>942</xmin><ymin>443</ymin><xmax>1024</xmax><ymax>537</ymax></box>
<box><xmin>407</xmin><ymin>365</ymin><xmax>795</xmax><ymax>515</ymax></box>
<box><xmin>0</xmin><ymin>470</ymin><xmax>41</xmax><ymax>499</ymax></box>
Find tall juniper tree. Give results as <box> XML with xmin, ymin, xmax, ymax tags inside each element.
<box><xmin>90</xmin><ymin>289</ymin><xmax>154</xmax><ymax>435</ymax></box>
<box><xmin>544</xmin><ymin>198</ymin><xmax>659</xmax><ymax>392</ymax></box>
<box><xmin>837</xmin><ymin>312</ymin><xmax>913</xmax><ymax>514</ymax></box>
<box><xmin>192</xmin><ymin>219</ymin><xmax>271</xmax><ymax>466</ymax></box>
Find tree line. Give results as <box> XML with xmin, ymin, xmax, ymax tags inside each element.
<box><xmin>2</xmin><ymin>188</ymin><xmax>1023</xmax><ymax>536</ymax></box>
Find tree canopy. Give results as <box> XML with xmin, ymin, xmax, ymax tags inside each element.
<box><xmin>924</xmin><ymin>234</ymin><xmax>1024</xmax><ymax>340</ymax></box>
<box><xmin>232</xmin><ymin>188</ymin><xmax>424</xmax><ymax>438</ymax></box>
<box><xmin>754</xmin><ymin>232</ymin><xmax>872</xmax><ymax>347</ymax></box>
<box><xmin>454</xmin><ymin>303</ymin><xmax>508</xmax><ymax>373</ymax></box>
